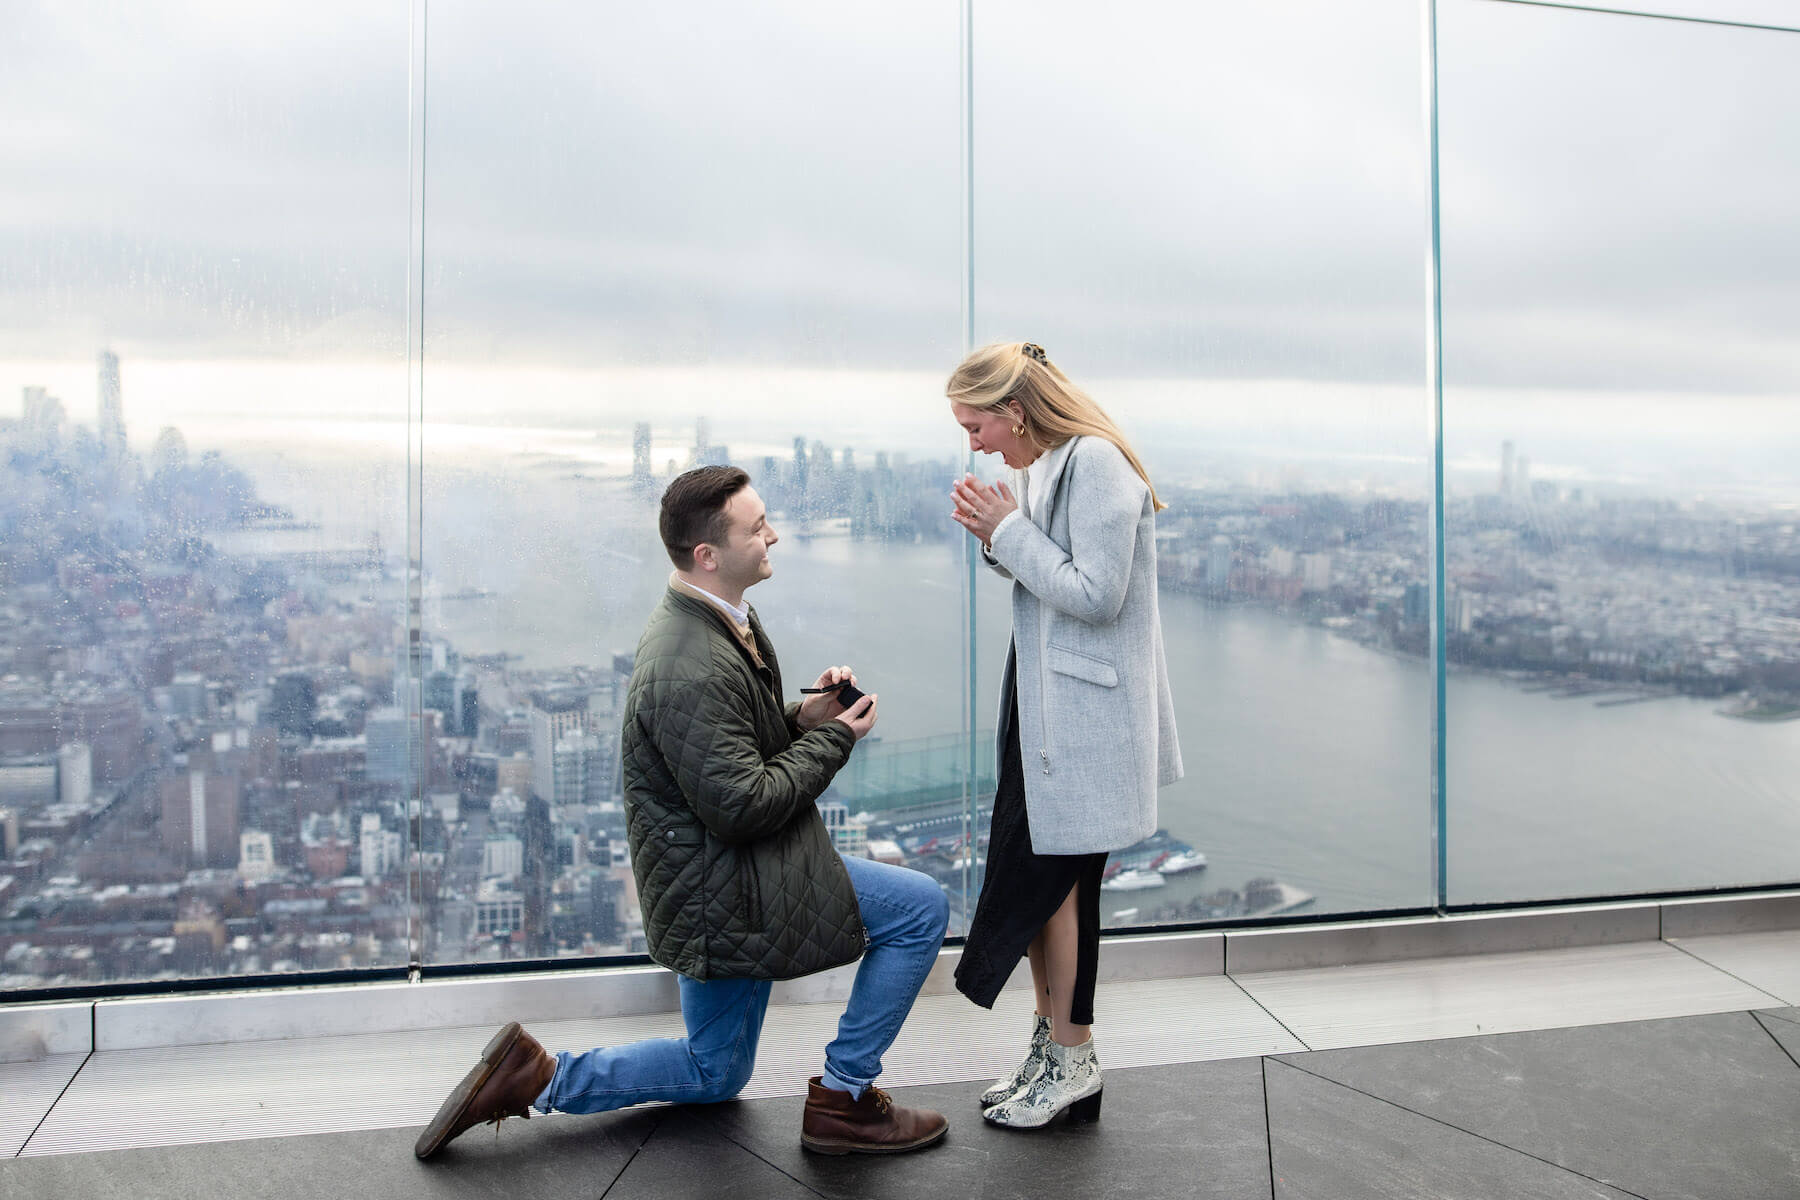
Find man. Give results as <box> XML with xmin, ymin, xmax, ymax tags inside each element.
<box><xmin>416</xmin><ymin>465</ymin><xmax>950</xmax><ymax>1159</ymax></box>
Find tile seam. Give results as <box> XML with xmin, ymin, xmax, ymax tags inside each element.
<box><xmin>702</xmin><ymin>1116</ymin><xmax>830</xmax><ymax>1199</ymax></box>
<box><xmin>1264</xmin><ymin>1057</ymin><xmax>1655</xmax><ymax>1200</ymax></box>
<box><xmin>1260</xmin><ymin>1057</ymin><xmax>1276</xmax><ymax>1200</ymax></box>
<box><xmin>597</xmin><ymin>1107</ymin><xmax>673</xmax><ymax>1200</ymax></box>
<box><xmin>1224</xmin><ymin>973</ymin><xmax>1312</xmax><ymax>1053</ymax></box>
<box><xmin>15</xmin><ymin>1049</ymin><xmax>93</xmax><ymax>1158</ymax></box>
<box><xmin>1749</xmin><ymin>1012</ymin><xmax>1800</xmax><ymax>1074</ymax></box>
<box><xmin>1661</xmin><ymin>937</ymin><xmax>1794</xmax><ymax>1007</ymax></box>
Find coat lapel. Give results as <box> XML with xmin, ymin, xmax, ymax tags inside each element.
<box><xmin>1031</xmin><ymin>436</ymin><xmax>1079</xmax><ymax>530</ymax></box>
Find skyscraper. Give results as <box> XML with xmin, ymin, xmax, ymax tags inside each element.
<box><xmin>527</xmin><ymin>691</ymin><xmax>591</xmax><ymax>803</ymax></box>
<box><xmin>792</xmin><ymin>436</ymin><xmax>810</xmax><ymax>500</ymax></box>
<box><xmin>1301</xmin><ymin>552</ymin><xmax>1333</xmax><ymax>594</ymax></box>
<box><xmin>456</xmin><ymin>671</ymin><xmax>480</xmax><ymax>739</ymax></box>
<box><xmin>59</xmin><ymin>684</ymin><xmax>144</xmax><ymax>785</ymax></box>
<box><xmin>160</xmin><ymin>768</ymin><xmax>241</xmax><ymax>868</ymax></box>
<box><xmin>271</xmin><ymin>672</ymin><xmax>316</xmax><ymax>738</ymax></box>
<box><xmin>551</xmin><ymin>730</ymin><xmax>609</xmax><ymax>811</ymax></box>
<box><xmin>632</xmin><ymin>422</ymin><xmax>653</xmax><ymax>488</ymax></box>
<box><xmin>1208</xmin><ymin>535</ymin><xmax>1234</xmax><ymax>598</ymax></box>
<box><xmin>98</xmin><ymin>349</ymin><xmax>126</xmax><ymax>458</ymax></box>
<box><xmin>359</xmin><ymin>813</ymin><xmax>403</xmax><ymax>878</ymax></box>
<box><xmin>364</xmin><ymin>706</ymin><xmax>412</xmax><ymax>785</ymax></box>
<box><xmin>21</xmin><ymin>385</ymin><xmax>45</xmax><ymax>426</ymax></box>
<box><xmin>57</xmin><ymin>742</ymin><xmax>91</xmax><ymax>807</ymax></box>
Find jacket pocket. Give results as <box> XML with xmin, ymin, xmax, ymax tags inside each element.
<box><xmin>1046</xmin><ymin>642</ymin><xmax>1119</xmax><ymax>688</ymax></box>
<box><xmin>739</xmin><ymin>848</ymin><xmax>761</xmax><ymax>924</ymax></box>
<box><xmin>659</xmin><ymin>825</ymin><xmax>704</xmax><ymax>847</ymax></box>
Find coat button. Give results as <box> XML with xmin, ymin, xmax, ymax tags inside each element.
<box><xmin>666</xmin><ymin>829</ymin><xmax>677</xmax><ymax>841</ymax></box>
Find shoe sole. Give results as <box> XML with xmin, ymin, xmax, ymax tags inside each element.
<box><xmin>413</xmin><ymin>1021</ymin><xmax>524</xmax><ymax>1160</ymax></box>
<box><xmin>799</xmin><ymin>1124</ymin><xmax>949</xmax><ymax>1156</ymax></box>
<box><xmin>981</xmin><ymin>1086</ymin><xmax>1103</xmax><ymax>1131</ymax></box>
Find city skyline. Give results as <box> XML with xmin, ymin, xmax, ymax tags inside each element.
<box><xmin>7</xmin><ymin>354</ymin><xmax>1799</xmax><ymax>509</ymax></box>
<box><xmin>3</xmin><ymin>347</ymin><xmax>1795</xmax><ymax>989</ymax></box>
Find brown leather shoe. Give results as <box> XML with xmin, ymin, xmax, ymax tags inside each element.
<box><xmin>800</xmin><ymin>1076</ymin><xmax>948</xmax><ymax>1155</ymax></box>
<box><xmin>414</xmin><ymin>1021</ymin><xmax>557</xmax><ymax>1160</ymax></box>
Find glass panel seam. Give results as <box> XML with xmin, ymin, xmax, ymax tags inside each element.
<box><xmin>960</xmin><ymin>0</ymin><xmax>977</xmax><ymax>927</ymax></box>
<box><xmin>405</xmin><ymin>0</ymin><xmax>430</xmax><ymax>979</ymax></box>
<box><xmin>1476</xmin><ymin>0</ymin><xmax>1800</xmax><ymax>35</ymax></box>
<box><xmin>1424</xmin><ymin>0</ymin><xmax>1449</xmax><ymax>913</ymax></box>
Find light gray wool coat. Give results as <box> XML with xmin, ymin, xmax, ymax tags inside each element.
<box><xmin>983</xmin><ymin>434</ymin><xmax>1184</xmax><ymax>855</ymax></box>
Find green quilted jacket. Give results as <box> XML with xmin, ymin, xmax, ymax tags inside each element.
<box><xmin>620</xmin><ymin>586</ymin><xmax>868</xmax><ymax>980</ymax></box>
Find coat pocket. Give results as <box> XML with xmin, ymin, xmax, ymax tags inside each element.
<box><xmin>1046</xmin><ymin>642</ymin><xmax>1119</xmax><ymax>687</ymax></box>
<box><xmin>729</xmin><ymin>843</ymin><xmax>760</xmax><ymax>924</ymax></box>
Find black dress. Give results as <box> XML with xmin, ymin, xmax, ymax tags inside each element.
<box><xmin>954</xmin><ymin>651</ymin><xmax>1109</xmax><ymax>1025</ymax></box>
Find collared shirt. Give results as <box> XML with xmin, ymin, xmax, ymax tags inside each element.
<box><xmin>670</xmin><ymin>572</ymin><xmax>765</xmax><ymax>669</ymax></box>
<box><xmin>670</xmin><ymin>571</ymin><xmax>750</xmax><ymax>627</ymax></box>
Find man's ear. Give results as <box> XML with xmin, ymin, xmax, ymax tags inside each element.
<box><xmin>691</xmin><ymin>543</ymin><xmax>719</xmax><ymax>574</ymax></box>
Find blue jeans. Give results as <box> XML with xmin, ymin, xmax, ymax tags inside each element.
<box><xmin>535</xmin><ymin>854</ymin><xmax>949</xmax><ymax>1113</ymax></box>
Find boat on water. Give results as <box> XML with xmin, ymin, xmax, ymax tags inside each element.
<box><xmin>1155</xmin><ymin>849</ymin><xmax>1207</xmax><ymax>875</ymax></box>
<box><xmin>1106</xmin><ymin>829</ymin><xmax>1203</xmax><ymax>874</ymax></box>
<box><xmin>1100</xmin><ymin>868</ymin><xmax>1166</xmax><ymax>892</ymax></box>
<box><xmin>1104</xmin><ymin>876</ymin><xmax>1315</xmax><ymax>924</ymax></box>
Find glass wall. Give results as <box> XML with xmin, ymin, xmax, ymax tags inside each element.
<box><xmin>412</xmin><ymin>2</ymin><xmax>966</xmax><ymax>964</ymax></box>
<box><xmin>971</xmin><ymin>0</ymin><xmax>1436</xmax><ymax>925</ymax></box>
<box><xmin>1</xmin><ymin>0</ymin><xmax>1794</xmax><ymax>994</ymax></box>
<box><xmin>0</xmin><ymin>3</ymin><xmax>413</xmax><ymax>989</ymax></box>
<box><xmin>1439</xmin><ymin>0</ymin><xmax>1800</xmax><ymax>902</ymax></box>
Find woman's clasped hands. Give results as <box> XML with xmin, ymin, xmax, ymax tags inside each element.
<box><xmin>950</xmin><ymin>473</ymin><xmax>1020</xmax><ymax>547</ymax></box>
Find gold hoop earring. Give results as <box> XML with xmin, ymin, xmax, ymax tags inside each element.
<box><xmin>1011</xmin><ymin>424</ymin><xmax>1025</xmax><ymax>437</ymax></box>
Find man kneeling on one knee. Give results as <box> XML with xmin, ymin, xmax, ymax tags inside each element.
<box><xmin>416</xmin><ymin>466</ymin><xmax>950</xmax><ymax>1160</ymax></box>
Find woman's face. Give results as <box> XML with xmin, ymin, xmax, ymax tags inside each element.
<box><xmin>951</xmin><ymin>401</ymin><xmax>1038</xmax><ymax>469</ymax></box>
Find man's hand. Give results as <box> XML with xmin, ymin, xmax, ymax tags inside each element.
<box><xmin>832</xmin><ymin>692</ymin><xmax>878</xmax><ymax>741</ymax></box>
<box><xmin>796</xmin><ymin>665</ymin><xmax>857</xmax><ymax>731</ymax></box>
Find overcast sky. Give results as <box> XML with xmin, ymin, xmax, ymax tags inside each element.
<box><xmin>1</xmin><ymin>0</ymin><xmax>1796</xmax><ymax>447</ymax></box>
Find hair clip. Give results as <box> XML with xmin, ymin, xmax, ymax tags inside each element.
<box><xmin>1021</xmin><ymin>342</ymin><xmax>1048</xmax><ymax>364</ymax></box>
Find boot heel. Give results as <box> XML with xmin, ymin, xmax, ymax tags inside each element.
<box><xmin>1067</xmin><ymin>1088</ymin><xmax>1102</xmax><ymax>1124</ymax></box>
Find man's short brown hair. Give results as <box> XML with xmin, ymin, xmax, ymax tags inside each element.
<box><xmin>659</xmin><ymin>465</ymin><xmax>751</xmax><ymax>569</ymax></box>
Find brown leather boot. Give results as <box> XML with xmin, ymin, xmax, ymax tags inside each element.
<box><xmin>800</xmin><ymin>1076</ymin><xmax>948</xmax><ymax>1155</ymax></box>
<box><xmin>414</xmin><ymin>1021</ymin><xmax>558</xmax><ymax>1160</ymax></box>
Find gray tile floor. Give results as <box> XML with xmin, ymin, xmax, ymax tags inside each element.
<box><xmin>4</xmin><ymin>932</ymin><xmax>1799</xmax><ymax>1197</ymax></box>
<box><xmin>4</xmin><ymin>1010</ymin><xmax>1797</xmax><ymax>1199</ymax></box>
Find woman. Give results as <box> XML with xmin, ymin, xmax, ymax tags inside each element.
<box><xmin>946</xmin><ymin>341</ymin><xmax>1182</xmax><ymax>1129</ymax></box>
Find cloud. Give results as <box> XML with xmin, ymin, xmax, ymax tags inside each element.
<box><xmin>0</xmin><ymin>0</ymin><xmax>1795</xmax><ymax>401</ymax></box>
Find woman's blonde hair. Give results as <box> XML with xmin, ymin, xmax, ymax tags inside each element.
<box><xmin>946</xmin><ymin>341</ymin><xmax>1165</xmax><ymax>511</ymax></box>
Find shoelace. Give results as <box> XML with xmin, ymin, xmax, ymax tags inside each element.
<box><xmin>866</xmin><ymin>1086</ymin><xmax>893</xmax><ymax>1114</ymax></box>
<box><xmin>486</xmin><ymin>1105</ymin><xmax>532</xmax><ymax>1134</ymax></box>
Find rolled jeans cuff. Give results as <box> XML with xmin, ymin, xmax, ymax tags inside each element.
<box><xmin>820</xmin><ymin>1065</ymin><xmax>866</xmax><ymax>1099</ymax></box>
